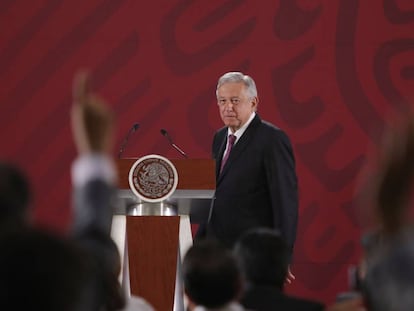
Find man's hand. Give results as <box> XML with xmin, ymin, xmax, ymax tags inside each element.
<box><xmin>285</xmin><ymin>265</ymin><xmax>295</xmax><ymax>284</ymax></box>
<box><xmin>71</xmin><ymin>71</ymin><xmax>113</xmax><ymax>154</ymax></box>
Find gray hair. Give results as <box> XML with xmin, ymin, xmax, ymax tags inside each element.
<box><xmin>216</xmin><ymin>72</ymin><xmax>258</xmax><ymax>99</ymax></box>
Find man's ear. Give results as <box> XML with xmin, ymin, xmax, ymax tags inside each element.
<box><xmin>251</xmin><ymin>96</ymin><xmax>259</xmax><ymax>111</ymax></box>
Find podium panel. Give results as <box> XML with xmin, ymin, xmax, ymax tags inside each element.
<box><xmin>127</xmin><ymin>216</ymin><xmax>180</xmax><ymax>311</ymax></box>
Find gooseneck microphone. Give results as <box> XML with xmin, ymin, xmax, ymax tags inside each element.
<box><xmin>118</xmin><ymin>123</ymin><xmax>140</xmax><ymax>158</ymax></box>
<box><xmin>160</xmin><ymin>128</ymin><xmax>188</xmax><ymax>158</ymax></box>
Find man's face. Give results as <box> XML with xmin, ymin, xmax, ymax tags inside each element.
<box><xmin>217</xmin><ymin>82</ymin><xmax>258</xmax><ymax>132</ymax></box>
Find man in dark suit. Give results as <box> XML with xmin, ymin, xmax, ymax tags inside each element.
<box><xmin>205</xmin><ymin>71</ymin><xmax>298</xmax><ymax>259</ymax></box>
<box><xmin>234</xmin><ymin>228</ymin><xmax>324</xmax><ymax>311</ymax></box>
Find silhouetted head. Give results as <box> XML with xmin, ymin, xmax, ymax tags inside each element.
<box><xmin>234</xmin><ymin>228</ymin><xmax>289</xmax><ymax>290</ymax></box>
<box><xmin>0</xmin><ymin>228</ymin><xmax>92</xmax><ymax>311</ymax></box>
<box><xmin>183</xmin><ymin>239</ymin><xmax>242</xmax><ymax>309</ymax></box>
<box><xmin>74</xmin><ymin>229</ymin><xmax>125</xmax><ymax>311</ymax></box>
<box><xmin>0</xmin><ymin>162</ymin><xmax>31</xmax><ymax>229</ymax></box>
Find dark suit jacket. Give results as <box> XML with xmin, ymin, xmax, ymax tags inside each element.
<box><xmin>206</xmin><ymin>114</ymin><xmax>298</xmax><ymax>253</ymax></box>
<box><xmin>241</xmin><ymin>285</ymin><xmax>324</xmax><ymax>311</ymax></box>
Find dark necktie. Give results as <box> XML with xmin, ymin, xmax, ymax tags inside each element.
<box><xmin>220</xmin><ymin>134</ymin><xmax>236</xmax><ymax>173</ymax></box>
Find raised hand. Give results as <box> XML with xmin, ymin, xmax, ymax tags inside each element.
<box><xmin>71</xmin><ymin>71</ymin><xmax>113</xmax><ymax>154</ymax></box>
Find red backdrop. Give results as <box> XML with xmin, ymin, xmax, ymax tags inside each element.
<box><xmin>0</xmin><ymin>0</ymin><xmax>413</xmax><ymax>305</ymax></box>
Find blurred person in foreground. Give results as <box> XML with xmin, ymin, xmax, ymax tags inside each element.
<box><xmin>0</xmin><ymin>161</ymin><xmax>32</xmax><ymax>233</ymax></box>
<box><xmin>326</xmin><ymin>111</ymin><xmax>414</xmax><ymax>311</ymax></box>
<box><xmin>0</xmin><ymin>227</ymin><xmax>94</xmax><ymax>311</ymax></box>
<box><xmin>71</xmin><ymin>71</ymin><xmax>153</xmax><ymax>311</ymax></box>
<box><xmin>360</xmin><ymin>110</ymin><xmax>414</xmax><ymax>311</ymax></box>
<box><xmin>183</xmin><ymin>239</ymin><xmax>245</xmax><ymax>311</ymax></box>
<box><xmin>234</xmin><ymin>228</ymin><xmax>324</xmax><ymax>311</ymax></box>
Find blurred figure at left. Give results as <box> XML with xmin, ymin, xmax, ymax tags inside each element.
<box><xmin>0</xmin><ymin>161</ymin><xmax>32</xmax><ymax>234</ymax></box>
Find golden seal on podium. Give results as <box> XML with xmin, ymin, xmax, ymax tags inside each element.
<box><xmin>128</xmin><ymin>154</ymin><xmax>178</xmax><ymax>203</ymax></box>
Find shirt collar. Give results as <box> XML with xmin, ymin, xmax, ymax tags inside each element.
<box><xmin>227</xmin><ymin>112</ymin><xmax>256</xmax><ymax>143</ymax></box>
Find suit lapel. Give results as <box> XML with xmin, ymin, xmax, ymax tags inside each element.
<box><xmin>217</xmin><ymin>115</ymin><xmax>262</xmax><ymax>184</ymax></box>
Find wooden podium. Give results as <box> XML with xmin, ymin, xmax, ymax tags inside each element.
<box><xmin>113</xmin><ymin>158</ymin><xmax>215</xmax><ymax>311</ymax></box>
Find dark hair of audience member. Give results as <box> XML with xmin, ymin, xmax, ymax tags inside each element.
<box><xmin>74</xmin><ymin>228</ymin><xmax>125</xmax><ymax>311</ymax></box>
<box><xmin>183</xmin><ymin>239</ymin><xmax>242</xmax><ymax>309</ymax></box>
<box><xmin>366</xmin><ymin>113</ymin><xmax>414</xmax><ymax>235</ymax></box>
<box><xmin>234</xmin><ymin>228</ymin><xmax>289</xmax><ymax>290</ymax></box>
<box><xmin>0</xmin><ymin>228</ymin><xmax>93</xmax><ymax>311</ymax></box>
<box><xmin>0</xmin><ymin>162</ymin><xmax>31</xmax><ymax>229</ymax></box>
<box><xmin>358</xmin><ymin>112</ymin><xmax>414</xmax><ymax>311</ymax></box>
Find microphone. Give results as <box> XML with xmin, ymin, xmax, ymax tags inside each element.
<box><xmin>118</xmin><ymin>123</ymin><xmax>140</xmax><ymax>158</ymax></box>
<box><xmin>160</xmin><ymin>128</ymin><xmax>188</xmax><ymax>158</ymax></box>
